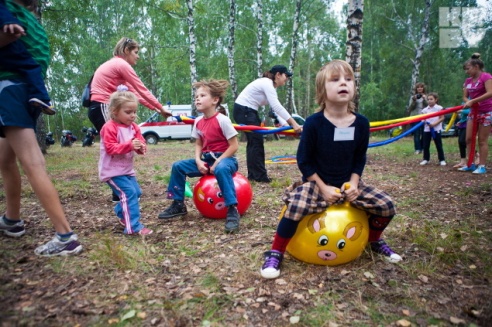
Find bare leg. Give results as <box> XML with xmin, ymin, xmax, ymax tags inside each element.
<box><xmin>477</xmin><ymin>124</ymin><xmax>491</xmax><ymax>166</ymax></box>
<box><xmin>0</xmin><ymin>138</ymin><xmax>22</xmax><ymax>219</ymax></box>
<box><xmin>2</xmin><ymin>127</ymin><xmax>71</xmax><ymax>233</ymax></box>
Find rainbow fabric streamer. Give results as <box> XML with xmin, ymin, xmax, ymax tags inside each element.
<box><xmin>176</xmin><ymin>104</ymin><xmax>464</xmax><ymax>152</ymax></box>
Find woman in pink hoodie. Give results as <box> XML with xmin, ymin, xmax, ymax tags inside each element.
<box><xmin>89</xmin><ymin>37</ymin><xmax>171</xmax><ymax>133</ymax></box>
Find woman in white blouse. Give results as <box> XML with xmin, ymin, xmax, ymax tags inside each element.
<box><xmin>233</xmin><ymin>65</ymin><xmax>302</xmax><ymax>183</ymax></box>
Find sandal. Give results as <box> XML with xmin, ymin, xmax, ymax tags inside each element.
<box><xmin>453</xmin><ymin>163</ymin><xmax>466</xmax><ymax>168</ymax></box>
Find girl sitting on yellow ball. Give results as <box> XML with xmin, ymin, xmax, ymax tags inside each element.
<box><xmin>260</xmin><ymin>60</ymin><xmax>402</xmax><ymax>279</ymax></box>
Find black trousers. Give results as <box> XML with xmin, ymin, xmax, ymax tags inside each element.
<box><xmin>458</xmin><ymin>128</ymin><xmax>467</xmax><ymax>158</ymax></box>
<box><xmin>422</xmin><ymin>131</ymin><xmax>445</xmax><ymax>162</ymax></box>
<box><xmin>87</xmin><ymin>101</ymin><xmax>107</xmax><ymax>132</ymax></box>
<box><xmin>233</xmin><ymin>103</ymin><xmax>269</xmax><ymax>181</ymax></box>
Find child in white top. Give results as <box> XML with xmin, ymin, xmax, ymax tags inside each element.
<box><xmin>98</xmin><ymin>85</ymin><xmax>151</xmax><ymax>235</ymax></box>
<box><xmin>419</xmin><ymin>92</ymin><xmax>446</xmax><ymax>166</ymax></box>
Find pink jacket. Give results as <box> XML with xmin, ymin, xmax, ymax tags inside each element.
<box><xmin>98</xmin><ymin>120</ymin><xmax>146</xmax><ymax>182</ymax></box>
<box><xmin>91</xmin><ymin>56</ymin><xmax>163</xmax><ymax>110</ymax></box>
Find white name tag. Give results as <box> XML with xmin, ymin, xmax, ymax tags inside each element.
<box><xmin>334</xmin><ymin>127</ymin><xmax>355</xmax><ymax>141</ymax></box>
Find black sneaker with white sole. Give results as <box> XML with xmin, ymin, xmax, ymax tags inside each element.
<box><xmin>158</xmin><ymin>200</ymin><xmax>187</xmax><ymax>219</ymax></box>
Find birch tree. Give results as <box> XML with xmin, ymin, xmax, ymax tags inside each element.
<box><xmin>186</xmin><ymin>0</ymin><xmax>198</xmax><ymax>113</ymax></box>
<box><xmin>228</xmin><ymin>0</ymin><xmax>238</xmax><ymax>99</ymax></box>
<box><xmin>346</xmin><ymin>0</ymin><xmax>364</xmax><ymax>111</ymax></box>
<box><xmin>285</xmin><ymin>0</ymin><xmax>302</xmax><ymax>114</ymax></box>
<box><xmin>405</xmin><ymin>0</ymin><xmax>432</xmax><ymax>115</ymax></box>
<box><xmin>255</xmin><ymin>0</ymin><xmax>264</xmax><ymax>78</ymax></box>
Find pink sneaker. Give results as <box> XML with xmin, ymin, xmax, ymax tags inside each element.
<box><xmin>137</xmin><ymin>227</ymin><xmax>153</xmax><ymax>235</ymax></box>
<box><xmin>118</xmin><ymin>219</ymin><xmax>126</xmax><ymax>227</ymax></box>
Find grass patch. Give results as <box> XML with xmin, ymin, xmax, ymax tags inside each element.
<box><xmin>1</xmin><ymin>136</ymin><xmax>491</xmax><ymax>326</ymax></box>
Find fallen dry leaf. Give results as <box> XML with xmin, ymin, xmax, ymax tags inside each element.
<box><xmin>396</xmin><ymin>319</ymin><xmax>411</xmax><ymax>326</ymax></box>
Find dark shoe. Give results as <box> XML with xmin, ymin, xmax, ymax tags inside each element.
<box><xmin>370</xmin><ymin>239</ymin><xmax>402</xmax><ymax>263</ymax></box>
<box><xmin>224</xmin><ymin>205</ymin><xmax>240</xmax><ymax>233</ymax></box>
<box><xmin>248</xmin><ymin>177</ymin><xmax>272</xmax><ymax>183</ymax></box>
<box><xmin>260</xmin><ymin>250</ymin><xmax>283</xmax><ymax>279</ymax></box>
<box><xmin>112</xmin><ymin>194</ymin><xmax>120</xmax><ymax>203</ymax></box>
<box><xmin>0</xmin><ymin>215</ymin><xmax>25</xmax><ymax>237</ymax></box>
<box><xmin>158</xmin><ymin>200</ymin><xmax>187</xmax><ymax>219</ymax></box>
<box><xmin>29</xmin><ymin>98</ymin><xmax>56</xmax><ymax>115</ymax></box>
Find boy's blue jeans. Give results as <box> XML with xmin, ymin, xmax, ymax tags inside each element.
<box><xmin>107</xmin><ymin>175</ymin><xmax>143</xmax><ymax>234</ymax></box>
<box><xmin>167</xmin><ymin>154</ymin><xmax>239</xmax><ymax>207</ymax></box>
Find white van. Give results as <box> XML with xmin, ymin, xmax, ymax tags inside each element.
<box><xmin>139</xmin><ymin>104</ymin><xmax>229</xmax><ymax>144</ymax></box>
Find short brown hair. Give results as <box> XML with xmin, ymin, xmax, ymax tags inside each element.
<box><xmin>193</xmin><ymin>79</ymin><xmax>229</xmax><ymax>107</ymax></box>
<box><xmin>427</xmin><ymin>92</ymin><xmax>439</xmax><ymax>103</ymax></box>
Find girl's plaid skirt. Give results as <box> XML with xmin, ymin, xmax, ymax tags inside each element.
<box><xmin>281</xmin><ymin>180</ymin><xmax>396</xmax><ymax>221</ymax></box>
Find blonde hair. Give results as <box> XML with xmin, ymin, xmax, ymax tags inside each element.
<box><xmin>193</xmin><ymin>79</ymin><xmax>229</xmax><ymax>109</ymax></box>
<box><xmin>113</xmin><ymin>37</ymin><xmax>139</xmax><ymax>57</ymax></box>
<box><xmin>108</xmin><ymin>88</ymin><xmax>139</xmax><ymax>120</ymax></box>
<box><xmin>315</xmin><ymin>60</ymin><xmax>356</xmax><ymax>113</ymax></box>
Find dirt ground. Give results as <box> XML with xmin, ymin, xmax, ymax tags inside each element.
<box><xmin>0</xmin><ymin>138</ymin><xmax>491</xmax><ymax>327</ymax></box>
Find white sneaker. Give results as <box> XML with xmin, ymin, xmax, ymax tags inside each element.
<box><xmin>440</xmin><ymin>161</ymin><xmax>447</xmax><ymax>166</ymax></box>
<box><xmin>34</xmin><ymin>234</ymin><xmax>83</xmax><ymax>256</ymax></box>
<box><xmin>419</xmin><ymin>160</ymin><xmax>428</xmax><ymax>166</ymax></box>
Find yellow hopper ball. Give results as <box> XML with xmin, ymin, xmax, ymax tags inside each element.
<box><xmin>284</xmin><ymin>202</ymin><xmax>369</xmax><ymax>266</ymax></box>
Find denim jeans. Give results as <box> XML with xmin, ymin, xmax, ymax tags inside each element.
<box><xmin>167</xmin><ymin>155</ymin><xmax>239</xmax><ymax>207</ymax></box>
<box><xmin>107</xmin><ymin>175</ymin><xmax>143</xmax><ymax>234</ymax></box>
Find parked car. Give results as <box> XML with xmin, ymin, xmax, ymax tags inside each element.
<box><xmin>269</xmin><ymin>111</ymin><xmax>305</xmax><ymax>139</ymax></box>
<box><xmin>139</xmin><ymin>104</ymin><xmax>229</xmax><ymax>145</ymax></box>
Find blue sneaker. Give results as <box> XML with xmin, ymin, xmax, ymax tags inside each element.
<box><xmin>472</xmin><ymin>166</ymin><xmax>486</xmax><ymax>174</ymax></box>
<box><xmin>458</xmin><ymin>164</ymin><xmax>476</xmax><ymax>172</ymax></box>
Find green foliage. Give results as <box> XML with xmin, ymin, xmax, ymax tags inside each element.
<box><xmin>39</xmin><ymin>0</ymin><xmax>491</xmax><ymax>134</ymax></box>
<box><xmin>360</xmin><ymin>0</ymin><xmax>491</xmax><ymax>121</ymax></box>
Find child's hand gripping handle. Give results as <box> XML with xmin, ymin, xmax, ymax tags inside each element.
<box><xmin>334</xmin><ymin>183</ymin><xmax>351</xmax><ymax>204</ymax></box>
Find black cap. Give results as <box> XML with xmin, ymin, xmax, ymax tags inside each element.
<box><xmin>270</xmin><ymin>65</ymin><xmax>293</xmax><ymax>77</ymax></box>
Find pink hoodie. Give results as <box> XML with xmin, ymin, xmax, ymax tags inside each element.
<box><xmin>91</xmin><ymin>56</ymin><xmax>162</xmax><ymax>110</ymax></box>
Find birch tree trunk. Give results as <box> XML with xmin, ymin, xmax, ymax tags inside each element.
<box><xmin>406</xmin><ymin>0</ymin><xmax>432</xmax><ymax>115</ymax></box>
<box><xmin>228</xmin><ymin>0</ymin><xmax>238</xmax><ymax>100</ymax></box>
<box><xmin>285</xmin><ymin>0</ymin><xmax>302</xmax><ymax>114</ymax></box>
<box><xmin>305</xmin><ymin>22</ymin><xmax>312</xmax><ymax>118</ymax></box>
<box><xmin>346</xmin><ymin>0</ymin><xmax>364</xmax><ymax>112</ymax></box>
<box><xmin>255</xmin><ymin>0</ymin><xmax>263</xmax><ymax>78</ymax></box>
<box><xmin>186</xmin><ymin>0</ymin><xmax>198</xmax><ymax>114</ymax></box>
